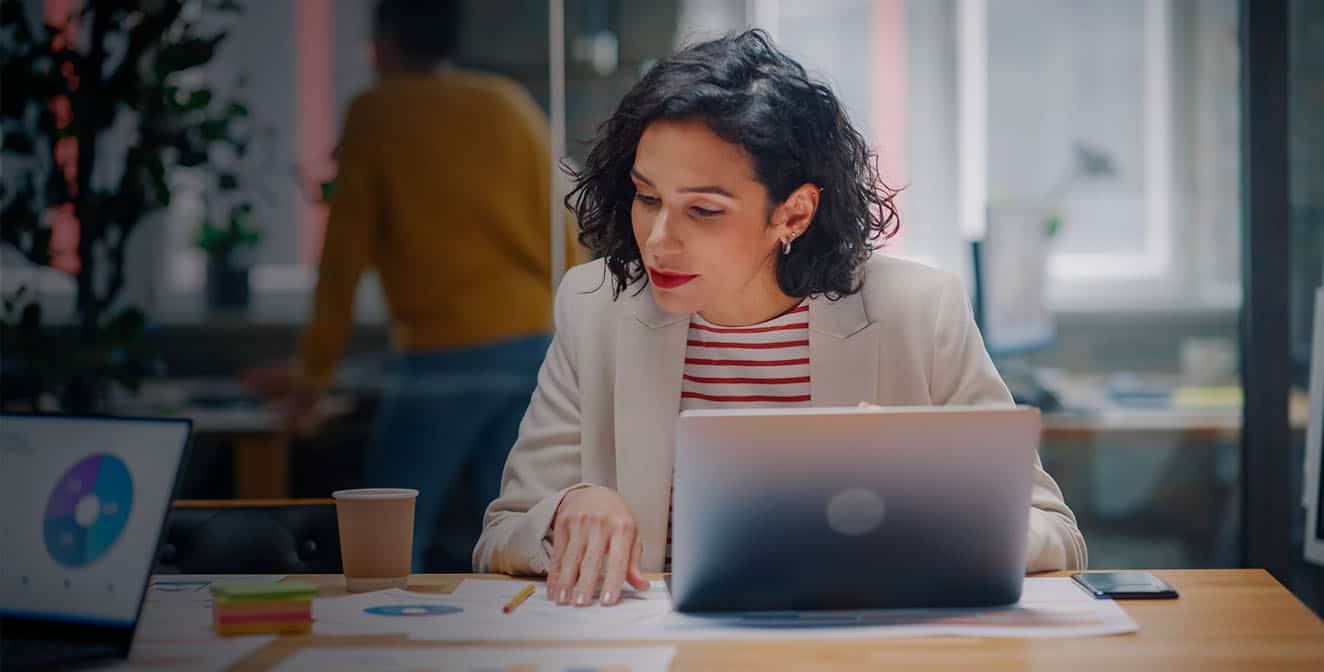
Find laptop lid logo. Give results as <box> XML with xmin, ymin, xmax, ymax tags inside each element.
<box><xmin>826</xmin><ymin>488</ymin><xmax>885</xmax><ymax>536</ymax></box>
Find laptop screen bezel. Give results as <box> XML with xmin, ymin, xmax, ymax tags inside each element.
<box><xmin>0</xmin><ymin>413</ymin><xmax>194</xmax><ymax>659</ymax></box>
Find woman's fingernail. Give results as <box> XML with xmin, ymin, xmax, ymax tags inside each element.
<box><xmin>575</xmin><ymin>592</ymin><xmax>587</xmax><ymax>606</ymax></box>
<box><xmin>602</xmin><ymin>592</ymin><xmax>615</xmax><ymax>605</ymax></box>
<box><xmin>558</xmin><ymin>588</ymin><xmax>568</xmax><ymax>604</ymax></box>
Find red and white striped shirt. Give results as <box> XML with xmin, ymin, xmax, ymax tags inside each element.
<box><xmin>667</xmin><ymin>302</ymin><xmax>811</xmax><ymax>565</ymax></box>
<box><xmin>680</xmin><ymin>303</ymin><xmax>812</xmax><ymax>410</ymax></box>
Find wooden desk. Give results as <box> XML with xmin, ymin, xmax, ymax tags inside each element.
<box><xmin>1041</xmin><ymin>378</ymin><xmax>1310</xmax><ymax>441</ymax></box>
<box><xmin>229</xmin><ymin>570</ymin><xmax>1323</xmax><ymax>671</ymax></box>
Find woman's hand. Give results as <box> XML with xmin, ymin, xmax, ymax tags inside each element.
<box><xmin>547</xmin><ymin>485</ymin><xmax>649</xmax><ymax>607</ymax></box>
<box><xmin>238</xmin><ymin>359</ymin><xmax>325</xmax><ymax>435</ymax></box>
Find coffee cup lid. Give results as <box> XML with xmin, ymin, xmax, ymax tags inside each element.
<box><xmin>332</xmin><ymin>488</ymin><xmax>419</xmax><ymax>500</ymax></box>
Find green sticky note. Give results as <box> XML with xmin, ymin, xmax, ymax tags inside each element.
<box><xmin>209</xmin><ymin>581</ymin><xmax>319</xmax><ymax>602</ymax></box>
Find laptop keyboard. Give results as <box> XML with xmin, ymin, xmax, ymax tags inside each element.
<box><xmin>2</xmin><ymin>638</ymin><xmax>119</xmax><ymax>671</ymax></box>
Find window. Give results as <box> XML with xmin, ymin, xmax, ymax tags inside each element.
<box><xmin>984</xmin><ymin>0</ymin><xmax>1241</xmax><ymax>309</ymax></box>
<box><xmin>692</xmin><ymin>0</ymin><xmax>1242</xmax><ymax>311</ymax></box>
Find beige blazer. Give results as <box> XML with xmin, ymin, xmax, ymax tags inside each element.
<box><xmin>474</xmin><ymin>254</ymin><xmax>1088</xmax><ymax>575</ymax></box>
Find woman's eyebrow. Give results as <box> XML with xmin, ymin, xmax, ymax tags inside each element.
<box><xmin>629</xmin><ymin>168</ymin><xmax>655</xmax><ymax>187</ymax></box>
<box><xmin>630</xmin><ymin>168</ymin><xmax>737</xmax><ymax>199</ymax></box>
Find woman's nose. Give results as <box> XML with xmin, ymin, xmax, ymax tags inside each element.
<box><xmin>645</xmin><ymin>210</ymin><xmax>680</xmax><ymax>254</ymax></box>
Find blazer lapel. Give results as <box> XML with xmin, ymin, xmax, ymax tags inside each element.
<box><xmin>614</xmin><ymin>287</ymin><xmax>688</xmax><ymax>570</ymax></box>
<box><xmin>809</xmin><ymin>291</ymin><xmax>882</xmax><ymax>406</ymax></box>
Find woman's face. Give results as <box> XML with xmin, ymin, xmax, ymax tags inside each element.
<box><xmin>630</xmin><ymin>119</ymin><xmax>815</xmax><ymax>325</ymax></box>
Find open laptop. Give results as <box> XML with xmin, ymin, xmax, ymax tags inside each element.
<box><xmin>1</xmin><ymin>414</ymin><xmax>192</xmax><ymax>670</ymax></box>
<box><xmin>670</xmin><ymin>405</ymin><xmax>1038</xmax><ymax>612</ymax></box>
<box><xmin>1304</xmin><ymin>287</ymin><xmax>1324</xmax><ymax>567</ymax></box>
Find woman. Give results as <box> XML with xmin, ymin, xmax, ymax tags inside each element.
<box><xmin>474</xmin><ymin>30</ymin><xmax>1087</xmax><ymax>606</ymax></box>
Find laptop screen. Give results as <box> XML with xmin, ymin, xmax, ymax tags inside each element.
<box><xmin>0</xmin><ymin>415</ymin><xmax>190</xmax><ymax>627</ymax></box>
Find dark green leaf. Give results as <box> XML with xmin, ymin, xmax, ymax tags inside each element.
<box><xmin>183</xmin><ymin>88</ymin><xmax>213</xmax><ymax>111</ymax></box>
<box><xmin>200</xmin><ymin>118</ymin><xmax>228</xmax><ymax>141</ymax></box>
<box><xmin>146</xmin><ymin>153</ymin><xmax>166</xmax><ymax>183</ymax></box>
<box><xmin>154</xmin><ymin>36</ymin><xmax>223</xmax><ymax>77</ymax></box>
<box><xmin>178</xmin><ymin>148</ymin><xmax>208</xmax><ymax>167</ymax></box>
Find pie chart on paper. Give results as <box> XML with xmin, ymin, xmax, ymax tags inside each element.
<box><xmin>364</xmin><ymin>605</ymin><xmax>464</xmax><ymax>616</ymax></box>
<box><xmin>43</xmin><ymin>454</ymin><xmax>133</xmax><ymax>567</ymax></box>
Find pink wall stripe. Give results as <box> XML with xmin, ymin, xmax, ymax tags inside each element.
<box><xmin>295</xmin><ymin>0</ymin><xmax>335</xmax><ymax>264</ymax></box>
<box><xmin>871</xmin><ymin>0</ymin><xmax>907</xmax><ymax>254</ymax></box>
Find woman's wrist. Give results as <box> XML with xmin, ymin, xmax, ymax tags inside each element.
<box><xmin>547</xmin><ymin>483</ymin><xmax>596</xmax><ymax>539</ymax></box>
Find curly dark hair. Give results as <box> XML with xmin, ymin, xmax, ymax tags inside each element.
<box><xmin>374</xmin><ymin>0</ymin><xmax>458</xmax><ymax>64</ymax></box>
<box><xmin>565</xmin><ymin>29</ymin><xmax>900</xmax><ymax>300</ymax></box>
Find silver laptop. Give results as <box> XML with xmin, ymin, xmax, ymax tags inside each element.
<box><xmin>670</xmin><ymin>405</ymin><xmax>1038</xmax><ymax>612</ymax></box>
<box><xmin>1</xmin><ymin>414</ymin><xmax>192</xmax><ymax>670</ymax></box>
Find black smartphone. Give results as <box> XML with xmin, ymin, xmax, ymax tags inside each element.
<box><xmin>1071</xmin><ymin>572</ymin><xmax>1179</xmax><ymax>599</ymax></box>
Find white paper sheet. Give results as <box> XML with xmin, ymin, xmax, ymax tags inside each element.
<box><xmin>272</xmin><ymin>645</ymin><xmax>678</xmax><ymax>672</ymax></box>
<box><xmin>308</xmin><ymin>582</ymin><xmax>673</xmax><ymax>640</ymax></box>
<box><xmin>393</xmin><ymin>577</ymin><xmax>1137</xmax><ymax>641</ymax></box>
<box><xmin>311</xmin><ymin>588</ymin><xmax>480</xmax><ymax>636</ymax></box>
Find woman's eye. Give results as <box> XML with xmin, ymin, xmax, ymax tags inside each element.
<box><xmin>634</xmin><ymin>194</ymin><xmax>660</xmax><ymax>206</ymax></box>
<box><xmin>690</xmin><ymin>206</ymin><xmax>723</xmax><ymax>218</ymax></box>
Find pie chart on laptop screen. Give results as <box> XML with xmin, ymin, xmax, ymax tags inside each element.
<box><xmin>43</xmin><ymin>453</ymin><xmax>134</xmax><ymax>567</ymax></box>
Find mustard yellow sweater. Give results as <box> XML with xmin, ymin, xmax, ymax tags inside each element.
<box><xmin>300</xmin><ymin>70</ymin><xmax>573</xmax><ymax>386</ymax></box>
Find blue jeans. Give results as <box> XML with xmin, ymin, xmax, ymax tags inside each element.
<box><xmin>365</xmin><ymin>333</ymin><xmax>551</xmax><ymax>572</ymax></box>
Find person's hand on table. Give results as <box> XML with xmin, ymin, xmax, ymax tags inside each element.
<box><xmin>238</xmin><ymin>359</ymin><xmax>326</xmax><ymax>435</ymax></box>
<box><xmin>547</xmin><ymin>485</ymin><xmax>649</xmax><ymax>607</ymax></box>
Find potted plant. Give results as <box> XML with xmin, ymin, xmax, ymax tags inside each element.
<box><xmin>197</xmin><ymin>202</ymin><xmax>261</xmax><ymax>309</ymax></box>
<box><xmin>0</xmin><ymin>0</ymin><xmax>252</xmax><ymax>411</ymax></box>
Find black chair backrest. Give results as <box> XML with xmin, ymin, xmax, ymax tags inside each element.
<box><xmin>155</xmin><ymin>499</ymin><xmax>342</xmax><ymax>574</ymax></box>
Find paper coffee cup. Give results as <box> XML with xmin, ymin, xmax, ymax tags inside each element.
<box><xmin>332</xmin><ymin>488</ymin><xmax>418</xmax><ymax>593</ymax></box>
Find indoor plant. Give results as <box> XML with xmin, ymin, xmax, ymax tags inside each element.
<box><xmin>0</xmin><ymin>0</ymin><xmax>252</xmax><ymax>411</ymax></box>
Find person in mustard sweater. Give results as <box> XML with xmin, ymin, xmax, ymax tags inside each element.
<box><xmin>246</xmin><ymin>0</ymin><xmax>572</xmax><ymax>571</ymax></box>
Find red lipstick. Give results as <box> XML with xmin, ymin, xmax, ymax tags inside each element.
<box><xmin>648</xmin><ymin>268</ymin><xmax>699</xmax><ymax>289</ymax></box>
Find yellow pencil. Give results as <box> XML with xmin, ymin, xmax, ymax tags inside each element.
<box><xmin>503</xmin><ymin>584</ymin><xmax>536</xmax><ymax>613</ymax></box>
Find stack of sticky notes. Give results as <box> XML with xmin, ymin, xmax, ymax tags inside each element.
<box><xmin>210</xmin><ymin>582</ymin><xmax>319</xmax><ymax>636</ymax></box>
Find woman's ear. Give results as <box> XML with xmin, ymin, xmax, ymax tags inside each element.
<box><xmin>775</xmin><ymin>183</ymin><xmax>821</xmax><ymax>244</ymax></box>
